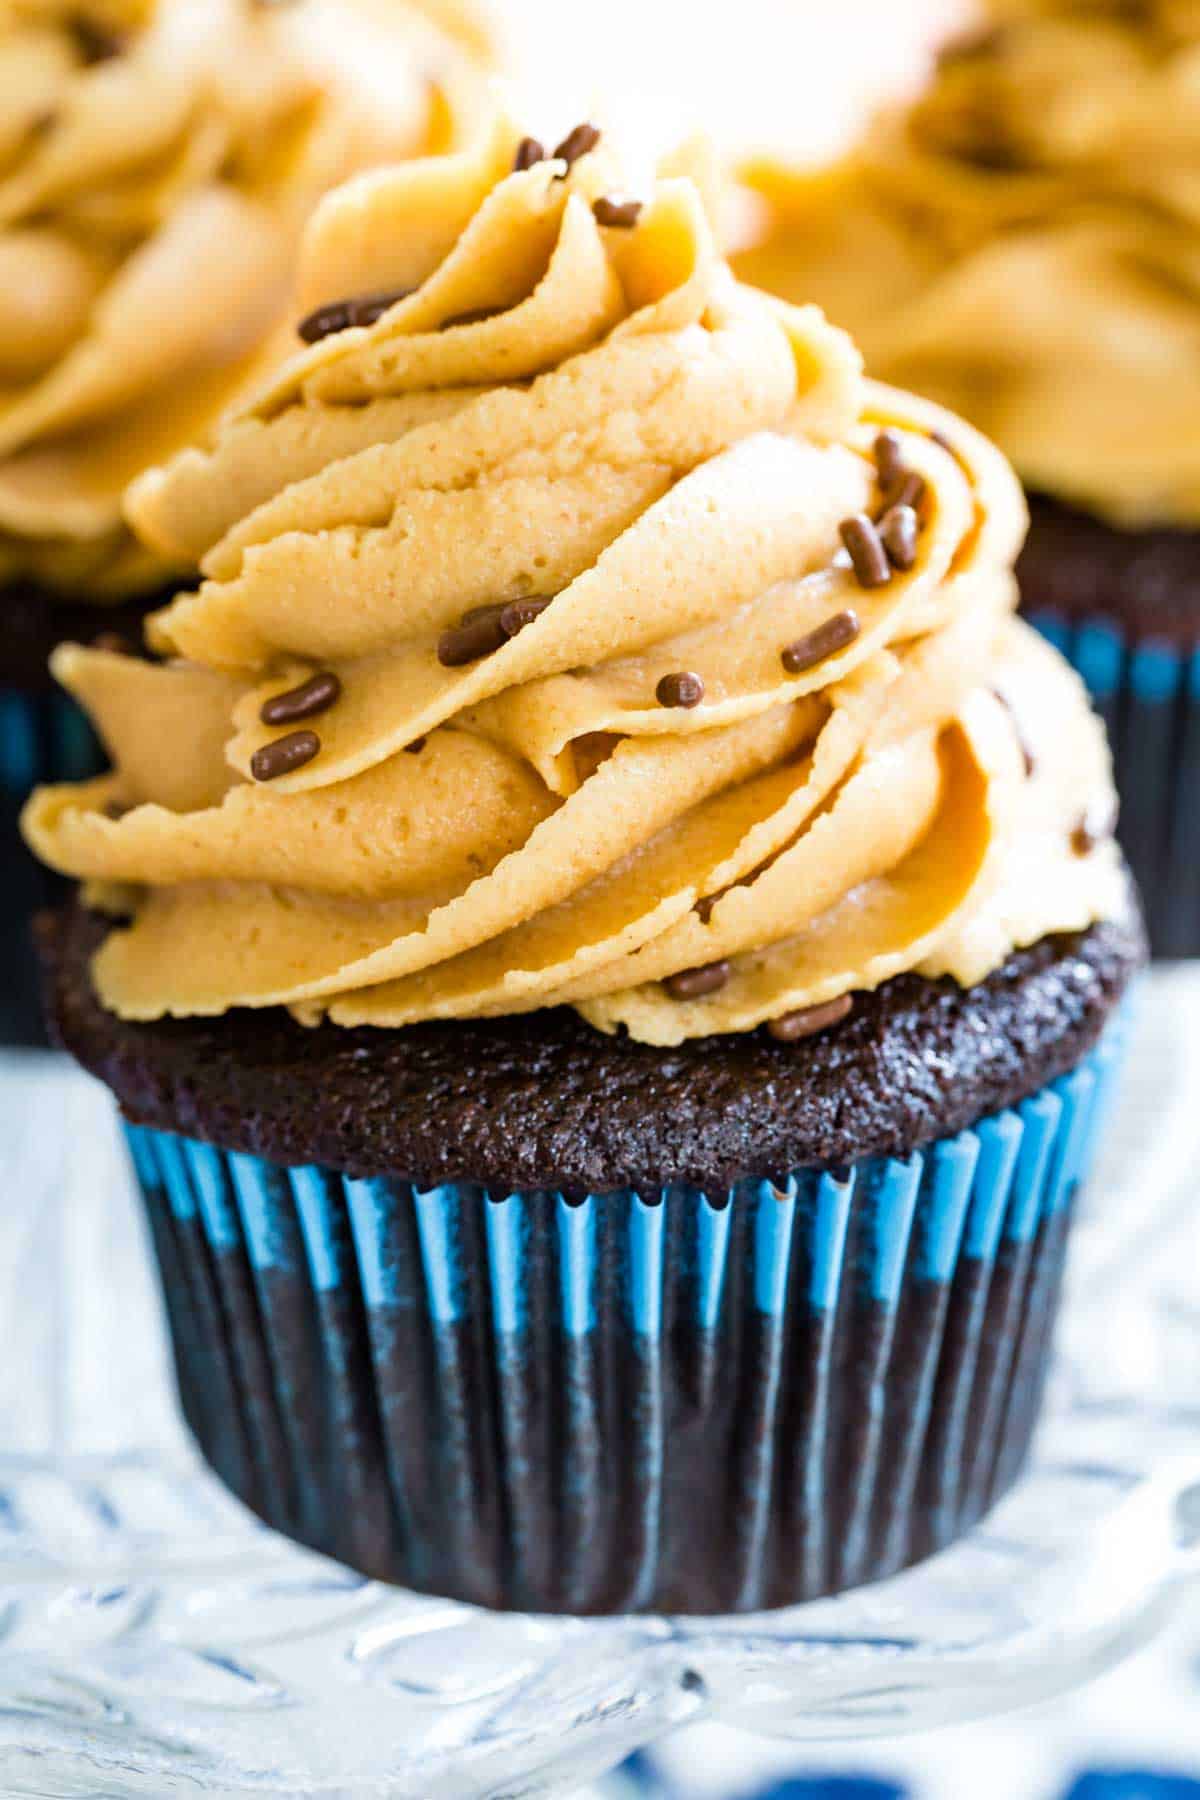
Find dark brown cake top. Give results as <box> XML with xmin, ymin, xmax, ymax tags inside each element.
<box><xmin>0</xmin><ymin>585</ymin><xmax>161</xmax><ymax>694</ymax></box>
<box><xmin>1018</xmin><ymin>494</ymin><xmax>1200</xmax><ymax>639</ymax></box>
<box><xmin>38</xmin><ymin>902</ymin><xmax>1143</xmax><ymax>1192</ymax></box>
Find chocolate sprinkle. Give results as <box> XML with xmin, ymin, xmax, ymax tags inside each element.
<box><xmin>250</xmin><ymin>729</ymin><xmax>321</xmax><ymax>782</ymax></box>
<box><xmin>881</xmin><ymin>471</ymin><xmax>927</xmax><ymax>518</ymax></box>
<box><xmin>70</xmin><ymin>14</ymin><xmax>124</xmax><ymax>63</ymax></box>
<box><xmin>513</xmin><ymin>136</ymin><xmax>547</xmax><ymax>171</ymax></box>
<box><xmin>437</xmin><ymin>597</ymin><xmax>551</xmax><ymax>667</ymax></box>
<box><xmin>553</xmin><ymin>122</ymin><xmax>601</xmax><ymax>169</ymax></box>
<box><xmin>767</xmin><ymin>994</ymin><xmax>853</xmax><ymax>1043</ymax></box>
<box><xmin>260</xmin><ymin>671</ymin><xmax>341</xmax><ymax>727</ymax></box>
<box><xmin>438</xmin><ymin>606</ymin><xmax>507</xmax><ymax>666</ymax></box>
<box><xmin>404</xmin><ymin>737</ymin><xmax>427</xmax><ymax>755</ymax></box>
<box><xmin>655</xmin><ymin>671</ymin><xmax>705</xmax><ymax>709</ymax></box>
<box><xmin>664</xmin><ymin>960</ymin><xmax>731</xmax><ymax>1001</ymax></box>
<box><xmin>297</xmin><ymin>287</ymin><xmax>413</xmax><ymax>344</ymax></box>
<box><xmin>839</xmin><ymin>515</ymin><xmax>892</xmax><ymax>590</ymax></box>
<box><xmin>873</xmin><ymin>429</ymin><xmax>905</xmax><ymax>491</ymax></box>
<box><xmin>991</xmin><ymin>687</ymin><xmax>1036</xmax><ymax>777</ymax></box>
<box><xmin>781</xmin><ymin>609</ymin><xmax>860</xmax><ymax>675</ymax></box>
<box><xmin>500</xmin><ymin>597</ymin><xmax>552</xmax><ymax>635</ymax></box>
<box><xmin>592</xmin><ymin>195</ymin><xmax>643</xmax><ymax>229</ymax></box>
<box><xmin>879</xmin><ymin>503</ymin><xmax>919</xmax><ymax>572</ymax></box>
<box><xmin>1072</xmin><ymin>804</ymin><xmax>1114</xmax><ymax>857</ymax></box>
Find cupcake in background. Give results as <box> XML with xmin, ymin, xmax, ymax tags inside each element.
<box><xmin>0</xmin><ymin>0</ymin><xmax>491</xmax><ymax>1040</ymax></box>
<box><xmin>734</xmin><ymin>0</ymin><xmax>1200</xmax><ymax>956</ymax></box>
<box><xmin>29</xmin><ymin>116</ymin><xmax>1142</xmax><ymax>1613</ymax></box>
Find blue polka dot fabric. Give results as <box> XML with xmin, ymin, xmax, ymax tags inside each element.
<box><xmin>619</xmin><ymin>1763</ymin><xmax>1200</xmax><ymax>1800</ymax></box>
<box><xmin>1063</xmin><ymin>1780</ymin><xmax>1200</xmax><ymax>1800</ymax></box>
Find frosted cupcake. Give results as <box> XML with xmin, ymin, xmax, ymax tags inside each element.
<box><xmin>30</xmin><ymin>118</ymin><xmax>1142</xmax><ymax>1614</ymax></box>
<box><xmin>735</xmin><ymin>0</ymin><xmax>1200</xmax><ymax>955</ymax></box>
<box><xmin>0</xmin><ymin>0</ymin><xmax>489</xmax><ymax>1037</ymax></box>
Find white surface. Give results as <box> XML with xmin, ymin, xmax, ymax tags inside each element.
<box><xmin>500</xmin><ymin>0</ymin><xmax>969</xmax><ymax>166</ymax></box>
<box><xmin>642</xmin><ymin>1606</ymin><xmax>1200</xmax><ymax>1800</ymax></box>
<box><xmin>0</xmin><ymin>969</ymin><xmax>1196</xmax><ymax>1796</ymax></box>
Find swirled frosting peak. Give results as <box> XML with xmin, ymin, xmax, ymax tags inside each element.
<box><xmin>25</xmin><ymin>116</ymin><xmax>1127</xmax><ymax>1044</ymax></box>
<box><xmin>0</xmin><ymin>0</ymin><xmax>489</xmax><ymax>597</ymax></box>
<box><xmin>735</xmin><ymin>0</ymin><xmax>1200</xmax><ymax>529</ymax></box>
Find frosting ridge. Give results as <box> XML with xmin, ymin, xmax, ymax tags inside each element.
<box><xmin>24</xmin><ymin>118</ymin><xmax>1127</xmax><ymax>1043</ymax></box>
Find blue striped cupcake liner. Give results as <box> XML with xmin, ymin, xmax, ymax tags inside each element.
<box><xmin>122</xmin><ymin>1025</ymin><xmax>1123</xmax><ymax>1616</ymax></box>
<box><xmin>1028</xmin><ymin>610</ymin><xmax>1199</xmax><ymax>959</ymax></box>
<box><xmin>1</xmin><ymin>686</ymin><xmax>104</xmax><ymax>1046</ymax></box>
<box><xmin>0</xmin><ymin>684</ymin><xmax>102</xmax><ymax>799</ymax></box>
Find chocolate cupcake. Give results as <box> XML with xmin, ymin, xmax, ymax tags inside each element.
<box><xmin>28</xmin><ymin>119</ymin><xmax>1143</xmax><ymax>1614</ymax></box>
<box><xmin>734</xmin><ymin>0</ymin><xmax>1200</xmax><ymax>956</ymax></box>
<box><xmin>0</xmin><ymin>0</ymin><xmax>490</xmax><ymax>1039</ymax></box>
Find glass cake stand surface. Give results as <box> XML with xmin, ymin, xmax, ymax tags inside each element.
<box><xmin>0</xmin><ymin>971</ymin><xmax>1197</xmax><ymax>1799</ymax></box>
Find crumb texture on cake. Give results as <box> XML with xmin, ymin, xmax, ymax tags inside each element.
<box><xmin>40</xmin><ymin>900</ymin><xmax>1144</xmax><ymax>1190</ymax></box>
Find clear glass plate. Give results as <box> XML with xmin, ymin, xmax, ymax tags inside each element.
<box><xmin>0</xmin><ymin>970</ymin><xmax>1197</xmax><ymax>1799</ymax></box>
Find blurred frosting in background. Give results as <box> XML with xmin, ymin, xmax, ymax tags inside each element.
<box><xmin>734</xmin><ymin>0</ymin><xmax>1200</xmax><ymax>529</ymax></box>
<box><xmin>0</xmin><ymin>0</ymin><xmax>492</xmax><ymax>598</ymax></box>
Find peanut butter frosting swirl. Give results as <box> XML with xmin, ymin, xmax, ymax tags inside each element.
<box><xmin>24</xmin><ymin>116</ymin><xmax>1127</xmax><ymax>1044</ymax></box>
<box><xmin>734</xmin><ymin>0</ymin><xmax>1200</xmax><ymax>529</ymax></box>
<box><xmin>0</xmin><ymin>0</ymin><xmax>489</xmax><ymax>597</ymax></box>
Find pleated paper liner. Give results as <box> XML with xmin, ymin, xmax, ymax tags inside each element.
<box><xmin>1029</xmin><ymin>611</ymin><xmax>1200</xmax><ymax>959</ymax></box>
<box><xmin>1</xmin><ymin>688</ymin><xmax>104</xmax><ymax>1046</ymax></box>
<box><xmin>0</xmin><ymin>685</ymin><xmax>102</xmax><ymax>800</ymax></box>
<box><xmin>123</xmin><ymin>1025</ymin><xmax>1124</xmax><ymax>1617</ymax></box>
